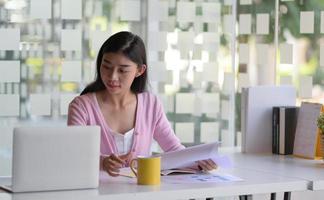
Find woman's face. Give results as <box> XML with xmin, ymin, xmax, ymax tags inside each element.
<box><xmin>100</xmin><ymin>52</ymin><xmax>144</xmax><ymax>95</ymax></box>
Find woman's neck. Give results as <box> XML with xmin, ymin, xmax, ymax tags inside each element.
<box><xmin>98</xmin><ymin>90</ymin><xmax>136</xmax><ymax>109</ymax></box>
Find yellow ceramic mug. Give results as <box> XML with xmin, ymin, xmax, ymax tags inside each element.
<box><xmin>130</xmin><ymin>156</ymin><xmax>161</xmax><ymax>185</ymax></box>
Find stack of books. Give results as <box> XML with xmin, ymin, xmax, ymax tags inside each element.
<box><xmin>241</xmin><ymin>86</ymin><xmax>296</xmax><ymax>153</ymax></box>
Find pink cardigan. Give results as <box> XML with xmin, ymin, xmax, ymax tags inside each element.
<box><xmin>67</xmin><ymin>92</ymin><xmax>185</xmax><ymax>166</ymax></box>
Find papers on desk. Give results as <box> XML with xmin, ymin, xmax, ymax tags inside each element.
<box><xmin>155</xmin><ymin>142</ymin><xmax>232</xmax><ymax>170</ymax></box>
<box><xmin>118</xmin><ymin>167</ymin><xmax>136</xmax><ymax>178</ymax></box>
<box><xmin>162</xmin><ymin>171</ymin><xmax>243</xmax><ymax>184</ymax></box>
<box><xmin>161</xmin><ymin>168</ymin><xmax>197</xmax><ymax>176</ymax></box>
<box><xmin>104</xmin><ymin>168</ymin><xmax>243</xmax><ymax>184</ymax></box>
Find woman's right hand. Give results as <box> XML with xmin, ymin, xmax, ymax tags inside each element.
<box><xmin>102</xmin><ymin>152</ymin><xmax>132</xmax><ymax>177</ymax></box>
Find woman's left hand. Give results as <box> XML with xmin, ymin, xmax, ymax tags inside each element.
<box><xmin>196</xmin><ymin>159</ymin><xmax>217</xmax><ymax>171</ymax></box>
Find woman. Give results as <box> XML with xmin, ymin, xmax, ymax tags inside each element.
<box><xmin>67</xmin><ymin>31</ymin><xmax>217</xmax><ymax>177</ymax></box>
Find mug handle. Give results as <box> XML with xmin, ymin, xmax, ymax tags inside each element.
<box><xmin>130</xmin><ymin>158</ymin><xmax>138</xmax><ymax>177</ymax></box>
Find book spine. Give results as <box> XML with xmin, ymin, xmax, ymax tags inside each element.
<box><xmin>272</xmin><ymin>107</ymin><xmax>280</xmax><ymax>154</ymax></box>
<box><xmin>241</xmin><ymin>88</ymin><xmax>248</xmax><ymax>153</ymax></box>
<box><xmin>279</xmin><ymin>108</ymin><xmax>285</xmax><ymax>155</ymax></box>
<box><xmin>285</xmin><ymin>107</ymin><xmax>299</xmax><ymax>155</ymax></box>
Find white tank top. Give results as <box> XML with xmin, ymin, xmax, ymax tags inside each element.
<box><xmin>112</xmin><ymin>128</ymin><xmax>134</xmax><ymax>154</ymax></box>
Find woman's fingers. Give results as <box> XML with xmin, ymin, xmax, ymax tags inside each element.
<box><xmin>106</xmin><ymin>163</ymin><xmax>120</xmax><ymax>174</ymax></box>
<box><xmin>106</xmin><ymin>168</ymin><xmax>119</xmax><ymax>177</ymax></box>
<box><xmin>109</xmin><ymin>154</ymin><xmax>126</xmax><ymax>165</ymax></box>
<box><xmin>196</xmin><ymin>160</ymin><xmax>206</xmax><ymax>170</ymax></box>
<box><xmin>197</xmin><ymin>159</ymin><xmax>217</xmax><ymax>171</ymax></box>
<box><xmin>108</xmin><ymin>159</ymin><xmax>123</xmax><ymax>169</ymax></box>
<box><xmin>103</xmin><ymin>153</ymin><xmax>134</xmax><ymax>177</ymax></box>
<box><xmin>205</xmin><ymin>159</ymin><xmax>218</xmax><ymax>169</ymax></box>
<box><xmin>119</xmin><ymin>151</ymin><xmax>133</xmax><ymax>160</ymax></box>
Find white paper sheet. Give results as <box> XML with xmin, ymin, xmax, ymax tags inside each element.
<box><xmin>0</xmin><ymin>28</ymin><xmax>20</xmax><ymax>50</ymax></box>
<box><xmin>300</xmin><ymin>11</ymin><xmax>314</xmax><ymax>34</ymax></box>
<box><xmin>280</xmin><ymin>43</ymin><xmax>293</xmax><ymax>64</ymax></box>
<box><xmin>156</xmin><ymin>142</ymin><xmax>233</xmax><ymax>170</ymax></box>
<box><xmin>239</xmin><ymin>14</ymin><xmax>251</xmax><ymax>35</ymax></box>
<box><xmin>30</xmin><ymin>94</ymin><xmax>51</xmax><ymax>116</ymax></box>
<box><xmin>120</xmin><ymin>0</ymin><xmax>141</xmax><ymax>21</ymax></box>
<box><xmin>256</xmin><ymin>13</ymin><xmax>269</xmax><ymax>35</ymax></box>
<box><xmin>239</xmin><ymin>43</ymin><xmax>249</xmax><ymax>64</ymax></box>
<box><xmin>299</xmin><ymin>75</ymin><xmax>312</xmax><ymax>98</ymax></box>
<box><xmin>176</xmin><ymin>2</ymin><xmax>195</xmax><ymax>22</ymax></box>
<box><xmin>30</xmin><ymin>0</ymin><xmax>51</xmax><ymax>19</ymax></box>
<box><xmin>61</xmin><ymin>29</ymin><xmax>82</xmax><ymax>51</ymax></box>
<box><xmin>0</xmin><ymin>94</ymin><xmax>20</xmax><ymax>116</ymax></box>
<box><xmin>118</xmin><ymin>167</ymin><xmax>136</xmax><ymax>178</ymax></box>
<box><xmin>61</xmin><ymin>0</ymin><xmax>82</xmax><ymax>19</ymax></box>
<box><xmin>158</xmin><ymin>142</ymin><xmax>217</xmax><ymax>170</ymax></box>
<box><xmin>162</xmin><ymin>172</ymin><xmax>242</xmax><ymax>184</ymax></box>
<box><xmin>0</xmin><ymin>61</ymin><xmax>20</xmax><ymax>83</ymax></box>
<box><xmin>61</xmin><ymin>61</ymin><xmax>82</xmax><ymax>82</ymax></box>
<box><xmin>175</xmin><ymin>123</ymin><xmax>194</xmax><ymax>143</ymax></box>
<box><xmin>200</xmin><ymin>122</ymin><xmax>219</xmax><ymax>143</ymax></box>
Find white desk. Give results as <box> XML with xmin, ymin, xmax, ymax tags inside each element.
<box><xmin>0</xmin><ymin>168</ymin><xmax>308</xmax><ymax>200</ymax></box>
<box><xmin>226</xmin><ymin>152</ymin><xmax>324</xmax><ymax>191</ymax></box>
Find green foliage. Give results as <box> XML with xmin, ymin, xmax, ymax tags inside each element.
<box><xmin>317</xmin><ymin>112</ymin><xmax>324</xmax><ymax>134</ymax></box>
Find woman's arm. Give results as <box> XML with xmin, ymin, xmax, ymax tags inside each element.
<box><xmin>152</xmin><ymin>97</ymin><xmax>217</xmax><ymax>171</ymax></box>
<box><xmin>152</xmin><ymin>98</ymin><xmax>185</xmax><ymax>152</ymax></box>
<box><xmin>67</xmin><ymin>98</ymin><xmax>88</xmax><ymax>125</ymax></box>
<box><xmin>67</xmin><ymin>97</ymin><xmax>113</xmax><ymax>170</ymax></box>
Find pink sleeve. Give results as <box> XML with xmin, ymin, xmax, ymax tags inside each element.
<box><xmin>67</xmin><ymin>97</ymin><xmax>108</xmax><ymax>170</ymax></box>
<box><xmin>67</xmin><ymin>98</ymin><xmax>88</xmax><ymax>126</ymax></box>
<box><xmin>153</xmin><ymin>97</ymin><xmax>185</xmax><ymax>152</ymax></box>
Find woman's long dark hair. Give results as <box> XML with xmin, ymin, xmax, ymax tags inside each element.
<box><xmin>80</xmin><ymin>31</ymin><xmax>147</xmax><ymax>95</ymax></box>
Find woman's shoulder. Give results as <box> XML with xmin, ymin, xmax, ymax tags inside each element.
<box><xmin>138</xmin><ymin>91</ymin><xmax>163</xmax><ymax>111</ymax></box>
<box><xmin>138</xmin><ymin>91</ymin><xmax>160</xmax><ymax>104</ymax></box>
<box><xmin>70</xmin><ymin>92</ymin><xmax>95</xmax><ymax>107</ymax></box>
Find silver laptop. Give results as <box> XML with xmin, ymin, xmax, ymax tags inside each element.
<box><xmin>0</xmin><ymin>126</ymin><xmax>100</xmax><ymax>193</ymax></box>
